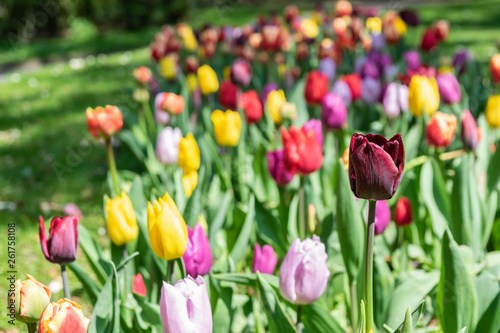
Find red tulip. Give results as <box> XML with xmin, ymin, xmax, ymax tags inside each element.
<box><xmin>133</xmin><ymin>273</ymin><xmax>147</xmax><ymax>297</ymax></box>
<box><xmin>261</xmin><ymin>25</ymin><xmax>281</xmax><ymax>52</ymax></box>
<box><xmin>420</xmin><ymin>28</ymin><xmax>437</xmax><ymax>52</ymax></box>
<box><xmin>341</xmin><ymin>74</ymin><xmax>362</xmax><ymax>101</ymax></box>
<box><xmin>218</xmin><ymin>80</ymin><xmax>237</xmax><ymax>110</ymax></box>
<box><xmin>86</xmin><ymin>105</ymin><xmax>123</xmax><ymax>138</ymax></box>
<box><xmin>185</xmin><ymin>56</ymin><xmax>199</xmax><ymax>73</ymax></box>
<box><xmin>304</xmin><ymin>70</ymin><xmax>329</xmax><ymax>105</ymax></box>
<box><xmin>281</xmin><ymin>125</ymin><xmax>324</xmax><ymax>175</ymax></box>
<box><xmin>349</xmin><ymin>133</ymin><xmax>405</xmax><ymax>200</ymax></box>
<box><xmin>39</xmin><ymin>216</ymin><xmax>79</xmax><ymax>264</ymax></box>
<box><xmin>490</xmin><ymin>54</ymin><xmax>500</xmax><ymax>84</ymax></box>
<box><xmin>239</xmin><ymin>90</ymin><xmax>263</xmax><ymax>124</ymax></box>
<box><xmin>433</xmin><ymin>20</ymin><xmax>450</xmax><ymax>42</ymax></box>
<box><xmin>461</xmin><ymin>110</ymin><xmax>480</xmax><ymax>151</ymax></box>
<box><xmin>394</xmin><ymin>197</ymin><xmax>413</xmax><ymax>227</ymax></box>
<box><xmin>426</xmin><ymin>111</ymin><xmax>457</xmax><ymax>148</ymax></box>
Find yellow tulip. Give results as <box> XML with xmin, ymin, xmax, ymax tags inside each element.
<box><xmin>181</xmin><ymin>26</ymin><xmax>198</xmax><ymax>51</ymax></box>
<box><xmin>366</xmin><ymin>17</ymin><xmax>382</xmax><ymax>34</ymax></box>
<box><xmin>211</xmin><ymin>109</ymin><xmax>242</xmax><ymax>147</ymax></box>
<box><xmin>178</xmin><ymin>133</ymin><xmax>200</xmax><ymax>172</ymax></box>
<box><xmin>147</xmin><ymin>192</ymin><xmax>188</xmax><ymax>260</ymax></box>
<box><xmin>394</xmin><ymin>16</ymin><xmax>407</xmax><ymax>36</ymax></box>
<box><xmin>160</xmin><ymin>55</ymin><xmax>176</xmax><ymax>80</ymax></box>
<box><xmin>278</xmin><ymin>64</ymin><xmax>287</xmax><ymax>78</ymax></box>
<box><xmin>106</xmin><ymin>191</ymin><xmax>138</xmax><ymax>246</ymax></box>
<box><xmin>223</xmin><ymin>66</ymin><xmax>231</xmax><ymax>80</ymax></box>
<box><xmin>182</xmin><ymin>170</ymin><xmax>198</xmax><ymax>197</ymax></box>
<box><xmin>186</xmin><ymin>73</ymin><xmax>198</xmax><ymax>93</ymax></box>
<box><xmin>486</xmin><ymin>95</ymin><xmax>500</xmax><ymax>128</ymax></box>
<box><xmin>197</xmin><ymin>65</ymin><xmax>219</xmax><ymax>95</ymax></box>
<box><xmin>408</xmin><ymin>75</ymin><xmax>440</xmax><ymax>116</ymax></box>
<box><xmin>266</xmin><ymin>89</ymin><xmax>287</xmax><ymax>125</ymax></box>
<box><xmin>438</xmin><ymin>66</ymin><xmax>454</xmax><ymax>74</ymax></box>
<box><xmin>301</xmin><ymin>19</ymin><xmax>319</xmax><ymax>39</ymax></box>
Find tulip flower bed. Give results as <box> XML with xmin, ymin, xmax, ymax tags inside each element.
<box><xmin>6</xmin><ymin>1</ymin><xmax>500</xmax><ymax>333</ymax></box>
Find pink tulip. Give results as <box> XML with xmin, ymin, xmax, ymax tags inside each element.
<box><xmin>39</xmin><ymin>216</ymin><xmax>79</xmax><ymax>264</ymax></box>
<box><xmin>253</xmin><ymin>244</ymin><xmax>278</xmax><ymax>274</ymax></box>
<box><xmin>182</xmin><ymin>224</ymin><xmax>213</xmax><ymax>277</ymax></box>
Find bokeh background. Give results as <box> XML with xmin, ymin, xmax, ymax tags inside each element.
<box><xmin>1</xmin><ymin>0</ymin><xmax>500</xmax><ymax>330</ymax></box>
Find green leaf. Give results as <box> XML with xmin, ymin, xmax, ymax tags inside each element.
<box><xmin>67</xmin><ymin>262</ymin><xmax>101</xmax><ymax>302</ymax></box>
<box><xmin>208</xmin><ymin>192</ymin><xmax>233</xmax><ymax>251</ymax></box>
<box><xmin>301</xmin><ymin>302</ymin><xmax>344</xmax><ymax>333</ymax></box>
<box><xmin>77</xmin><ymin>224</ymin><xmax>110</xmax><ymax>284</ymax></box>
<box><xmin>475</xmin><ymin>265</ymin><xmax>500</xmax><ymax>333</ymax></box>
<box><xmin>487</xmin><ymin>138</ymin><xmax>500</xmax><ymax>196</ymax></box>
<box><xmin>384</xmin><ymin>301</ymin><xmax>424</xmax><ymax>333</ymax></box>
<box><xmin>254</xmin><ymin>196</ymin><xmax>287</xmax><ymax>255</ymax></box>
<box><xmin>437</xmin><ymin>230</ymin><xmax>477</xmax><ymax>333</ymax></box>
<box><xmin>230</xmin><ymin>195</ymin><xmax>256</xmax><ymax>264</ymax></box>
<box><xmin>183</xmin><ymin>165</ymin><xmax>205</xmax><ymax>227</ymax></box>
<box><xmin>212</xmin><ymin>272</ymin><xmax>280</xmax><ymax>289</ymax></box>
<box><xmin>88</xmin><ymin>274</ymin><xmax>115</xmax><ymax>333</ymax></box>
<box><xmin>373</xmin><ymin>251</ymin><xmax>394</xmax><ymax>329</ymax></box>
<box><xmin>256</xmin><ymin>272</ymin><xmax>297</xmax><ymax>333</ymax></box>
<box><xmin>287</xmin><ymin>194</ymin><xmax>300</xmax><ymax>243</ymax></box>
<box><xmin>358</xmin><ymin>301</ymin><xmax>366</xmax><ymax>333</ymax></box>
<box><xmin>400</xmin><ymin>307</ymin><xmax>412</xmax><ymax>333</ymax></box>
<box><xmin>133</xmin><ymin>294</ymin><xmax>163</xmax><ymax>333</ymax></box>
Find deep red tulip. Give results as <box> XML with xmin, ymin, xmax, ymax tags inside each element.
<box><xmin>218</xmin><ymin>80</ymin><xmax>237</xmax><ymax>110</ymax></box>
<box><xmin>39</xmin><ymin>216</ymin><xmax>79</xmax><ymax>264</ymax></box>
<box><xmin>239</xmin><ymin>90</ymin><xmax>263</xmax><ymax>124</ymax></box>
<box><xmin>341</xmin><ymin>74</ymin><xmax>362</xmax><ymax>101</ymax></box>
<box><xmin>349</xmin><ymin>133</ymin><xmax>405</xmax><ymax>200</ymax></box>
<box><xmin>133</xmin><ymin>273</ymin><xmax>147</xmax><ymax>297</ymax></box>
<box><xmin>185</xmin><ymin>56</ymin><xmax>199</xmax><ymax>73</ymax></box>
<box><xmin>281</xmin><ymin>125</ymin><xmax>324</xmax><ymax>175</ymax></box>
<box><xmin>394</xmin><ymin>197</ymin><xmax>413</xmax><ymax>227</ymax></box>
<box><xmin>304</xmin><ymin>70</ymin><xmax>329</xmax><ymax>105</ymax></box>
<box><xmin>420</xmin><ymin>28</ymin><xmax>437</xmax><ymax>52</ymax></box>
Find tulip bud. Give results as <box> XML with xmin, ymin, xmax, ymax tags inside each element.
<box><xmin>284</xmin><ymin>5</ymin><xmax>299</xmax><ymax>23</ymax></box>
<box><xmin>211</xmin><ymin>109</ymin><xmax>242</xmax><ymax>147</ymax></box>
<box><xmin>420</xmin><ymin>29</ymin><xmax>437</xmax><ymax>52</ymax></box>
<box><xmin>239</xmin><ymin>90</ymin><xmax>263</xmax><ymax>125</ymax></box>
<box><xmin>281</xmin><ymin>125</ymin><xmax>324</xmax><ymax>175</ymax></box>
<box><xmin>266</xmin><ymin>89</ymin><xmax>287</xmax><ymax>125</ymax></box>
<box><xmin>147</xmin><ymin>192</ymin><xmax>188</xmax><ymax>260</ymax></box>
<box><xmin>453</xmin><ymin>49</ymin><xmax>473</xmax><ymax>75</ymax></box>
<box><xmin>156</xmin><ymin>127</ymin><xmax>182</xmax><ymax>165</ymax></box>
<box><xmin>38</xmin><ymin>299</ymin><xmax>90</xmax><ymax>333</ymax></box>
<box><xmin>12</xmin><ymin>274</ymin><xmax>51</xmax><ymax>323</ymax></box>
<box><xmin>436</xmin><ymin>73</ymin><xmax>461</xmax><ymax>104</ymax></box>
<box><xmin>373</xmin><ymin>200</ymin><xmax>391</xmax><ymax>235</ymax></box>
<box><xmin>182</xmin><ymin>170</ymin><xmax>198</xmax><ymax>198</ymax></box>
<box><xmin>332</xmin><ymin>80</ymin><xmax>353</xmax><ymax>107</ymax></box>
<box><xmin>307</xmin><ymin>204</ymin><xmax>317</xmax><ymax>233</ymax></box>
<box><xmin>433</xmin><ymin>20</ymin><xmax>450</xmax><ymax>42</ymax></box>
<box><xmin>394</xmin><ymin>197</ymin><xmax>413</xmax><ymax>227</ymax></box>
<box><xmin>486</xmin><ymin>95</ymin><xmax>500</xmax><ymax>128</ymax></box>
<box><xmin>461</xmin><ymin>110</ymin><xmax>480</xmax><ymax>151</ymax></box>
<box><xmin>230</xmin><ymin>60</ymin><xmax>252</xmax><ymax>87</ymax></box>
<box><xmin>408</xmin><ymin>75</ymin><xmax>440</xmax><ymax>116</ymax></box>
<box><xmin>39</xmin><ymin>216</ymin><xmax>79</xmax><ymax>264</ymax></box>
<box><xmin>133</xmin><ymin>273</ymin><xmax>147</xmax><ymax>297</ymax></box>
<box><xmin>198</xmin><ymin>65</ymin><xmax>219</xmax><ymax>95</ymax></box>
<box><xmin>182</xmin><ymin>224</ymin><xmax>213</xmax><ymax>277</ymax></box>
<box><xmin>132</xmin><ymin>66</ymin><xmax>152</xmax><ymax>85</ymax></box>
<box><xmin>267</xmin><ymin>150</ymin><xmax>295</xmax><ymax>186</ymax></box>
<box><xmin>178</xmin><ymin>133</ymin><xmax>201</xmax><ymax>173</ymax></box>
<box><xmin>322</xmin><ymin>93</ymin><xmax>347</xmax><ymax>130</ymax></box>
<box><xmin>159</xmin><ymin>92</ymin><xmax>185</xmax><ymax>115</ymax></box>
<box><xmin>304</xmin><ymin>70</ymin><xmax>329</xmax><ymax>105</ymax></box>
<box><xmin>106</xmin><ymin>191</ymin><xmax>138</xmax><ymax>246</ymax></box>
<box><xmin>490</xmin><ymin>54</ymin><xmax>500</xmax><ymax>84</ymax></box>
<box><xmin>279</xmin><ymin>236</ymin><xmax>330</xmax><ymax>304</ymax></box>
<box><xmin>160</xmin><ymin>276</ymin><xmax>212</xmax><ymax>333</ymax></box>
<box><xmin>253</xmin><ymin>244</ymin><xmax>278</xmax><ymax>274</ymax></box>
<box><xmin>62</xmin><ymin>203</ymin><xmax>82</xmax><ymax>217</ymax></box>
<box><xmin>349</xmin><ymin>133</ymin><xmax>405</xmax><ymax>200</ymax></box>
<box><xmin>133</xmin><ymin>88</ymin><xmax>150</xmax><ymax>103</ymax></box>
<box><xmin>218</xmin><ymin>80</ymin><xmax>238</xmax><ymax>110</ymax></box>
<box><xmin>160</xmin><ymin>55</ymin><xmax>177</xmax><ymax>80</ymax></box>
<box><xmin>86</xmin><ymin>105</ymin><xmax>123</xmax><ymax>138</ymax></box>
<box><xmin>426</xmin><ymin>111</ymin><xmax>457</xmax><ymax>148</ymax></box>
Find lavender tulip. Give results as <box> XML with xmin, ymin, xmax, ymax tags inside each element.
<box><xmin>319</xmin><ymin>58</ymin><xmax>336</xmax><ymax>82</ymax></box>
<box><xmin>354</xmin><ymin>56</ymin><xmax>367</xmax><ymax>74</ymax></box>
<box><xmin>371</xmin><ymin>33</ymin><xmax>386</xmax><ymax>51</ymax></box>
<box><xmin>160</xmin><ymin>276</ymin><xmax>212</xmax><ymax>333</ymax></box>
<box><xmin>361</xmin><ymin>78</ymin><xmax>382</xmax><ymax>104</ymax></box>
<box><xmin>303</xmin><ymin>119</ymin><xmax>323</xmax><ymax>147</ymax></box>
<box><xmin>332</xmin><ymin>80</ymin><xmax>352</xmax><ymax>107</ymax></box>
<box><xmin>261</xmin><ymin>82</ymin><xmax>279</xmax><ymax>103</ymax></box>
<box><xmin>382</xmin><ymin>83</ymin><xmax>409</xmax><ymax>118</ymax></box>
<box><xmin>156</xmin><ymin>127</ymin><xmax>182</xmax><ymax>165</ymax></box>
<box><xmin>403</xmin><ymin>51</ymin><xmax>421</xmax><ymax>71</ymax></box>
<box><xmin>279</xmin><ymin>235</ymin><xmax>330</xmax><ymax>304</ymax></box>
<box><xmin>361</xmin><ymin>61</ymin><xmax>380</xmax><ymax>79</ymax></box>
<box><xmin>182</xmin><ymin>224</ymin><xmax>213</xmax><ymax>277</ymax></box>
<box><xmin>373</xmin><ymin>200</ymin><xmax>391</xmax><ymax>235</ymax></box>
<box><xmin>253</xmin><ymin>244</ymin><xmax>278</xmax><ymax>274</ymax></box>
<box><xmin>436</xmin><ymin>73</ymin><xmax>461</xmax><ymax>104</ymax></box>
<box><xmin>267</xmin><ymin>149</ymin><xmax>294</xmax><ymax>186</ymax></box>
<box><xmin>155</xmin><ymin>93</ymin><xmax>171</xmax><ymax>125</ymax></box>
<box><xmin>321</xmin><ymin>93</ymin><xmax>347</xmax><ymax>129</ymax></box>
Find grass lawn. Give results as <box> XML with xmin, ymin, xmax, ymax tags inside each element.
<box><xmin>1</xmin><ymin>0</ymin><xmax>499</xmax><ymax>329</ymax></box>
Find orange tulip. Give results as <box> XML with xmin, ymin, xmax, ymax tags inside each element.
<box><xmin>38</xmin><ymin>299</ymin><xmax>90</xmax><ymax>333</ymax></box>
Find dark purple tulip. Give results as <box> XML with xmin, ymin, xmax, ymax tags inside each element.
<box><xmin>39</xmin><ymin>216</ymin><xmax>79</xmax><ymax>264</ymax></box>
<box><xmin>230</xmin><ymin>59</ymin><xmax>252</xmax><ymax>87</ymax></box>
<box><xmin>461</xmin><ymin>110</ymin><xmax>480</xmax><ymax>151</ymax></box>
<box><xmin>261</xmin><ymin>82</ymin><xmax>279</xmax><ymax>103</ymax></box>
<box><xmin>361</xmin><ymin>61</ymin><xmax>380</xmax><ymax>79</ymax></box>
<box><xmin>361</xmin><ymin>78</ymin><xmax>382</xmax><ymax>104</ymax></box>
<box><xmin>267</xmin><ymin>149</ymin><xmax>294</xmax><ymax>186</ymax></box>
<box><xmin>403</xmin><ymin>51</ymin><xmax>421</xmax><ymax>71</ymax></box>
<box><xmin>379</xmin><ymin>54</ymin><xmax>393</xmax><ymax>72</ymax></box>
<box><xmin>436</xmin><ymin>73</ymin><xmax>461</xmax><ymax>104</ymax></box>
<box><xmin>399</xmin><ymin>9</ymin><xmax>420</xmax><ymax>27</ymax></box>
<box><xmin>319</xmin><ymin>58</ymin><xmax>336</xmax><ymax>82</ymax></box>
<box><xmin>322</xmin><ymin>93</ymin><xmax>347</xmax><ymax>129</ymax></box>
<box><xmin>373</xmin><ymin>200</ymin><xmax>391</xmax><ymax>235</ymax></box>
<box><xmin>349</xmin><ymin>133</ymin><xmax>405</xmax><ymax>200</ymax></box>
<box><xmin>367</xmin><ymin>51</ymin><xmax>381</xmax><ymax>66</ymax></box>
<box><xmin>453</xmin><ymin>49</ymin><xmax>474</xmax><ymax>75</ymax></box>
<box><xmin>253</xmin><ymin>244</ymin><xmax>278</xmax><ymax>274</ymax></box>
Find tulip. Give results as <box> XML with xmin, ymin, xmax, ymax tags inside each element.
<box><xmin>185</xmin><ymin>56</ymin><xmax>199</xmax><ymax>73</ymax></box>
<box><xmin>239</xmin><ymin>90</ymin><xmax>263</xmax><ymax>124</ymax></box>
<box><xmin>261</xmin><ymin>82</ymin><xmax>279</xmax><ymax>102</ymax></box>
<box><xmin>279</xmin><ymin>102</ymin><xmax>298</xmax><ymax>121</ymax></box>
<box><xmin>156</xmin><ymin>127</ymin><xmax>182</xmax><ymax>165</ymax></box>
<box><xmin>490</xmin><ymin>54</ymin><xmax>500</xmax><ymax>84</ymax></box>
<box><xmin>360</xmin><ymin>61</ymin><xmax>380</xmax><ymax>79</ymax></box>
<box><xmin>211</xmin><ymin>109</ymin><xmax>242</xmax><ymax>147</ymax></box>
<box><xmin>38</xmin><ymin>299</ymin><xmax>90</xmax><ymax>333</ymax></box>
<box><xmin>371</xmin><ymin>33</ymin><xmax>386</xmax><ymax>51</ymax></box>
<box><xmin>267</xmin><ymin>150</ymin><xmax>295</xmax><ymax>186</ymax></box>
<box><xmin>453</xmin><ymin>49</ymin><xmax>473</xmax><ymax>75</ymax></box>
<box><xmin>159</xmin><ymin>92</ymin><xmax>185</xmax><ymax>115</ymax></box>
<box><xmin>231</xmin><ymin>60</ymin><xmax>252</xmax><ymax>87</ymax></box>
<box><xmin>366</xmin><ymin>17</ymin><xmax>382</xmax><ymax>34</ymax></box>
<box><xmin>332</xmin><ymin>80</ymin><xmax>353</xmax><ymax>107</ymax></box>
<box><xmin>39</xmin><ymin>216</ymin><xmax>79</xmax><ymax>264</ymax></box>
<box><xmin>361</xmin><ymin>78</ymin><xmax>382</xmax><ymax>104</ymax></box>
<box><xmin>86</xmin><ymin>105</ymin><xmax>123</xmax><ymax>138</ymax></box>
<box><xmin>319</xmin><ymin>58</ymin><xmax>336</xmax><ymax>82</ymax></box>
<box><xmin>322</xmin><ymin>93</ymin><xmax>347</xmax><ymax>129</ymax></box>
<box><xmin>261</xmin><ymin>25</ymin><xmax>281</xmax><ymax>52</ymax></box>
<box><xmin>12</xmin><ymin>274</ymin><xmax>51</xmax><ymax>323</ymax></box>
<box><xmin>62</xmin><ymin>203</ymin><xmax>82</xmax><ymax>217</ymax></box>
<box><xmin>403</xmin><ymin>50</ymin><xmax>420</xmax><ymax>71</ymax></box>
<box><xmin>160</xmin><ymin>276</ymin><xmax>212</xmax><ymax>333</ymax></box>
<box><xmin>106</xmin><ymin>191</ymin><xmax>138</xmax><ymax>246</ymax></box>
<box><xmin>382</xmin><ymin>82</ymin><xmax>409</xmax><ymax>118</ymax></box>
<box><xmin>486</xmin><ymin>95</ymin><xmax>500</xmax><ymax>128</ymax></box>
<box><xmin>399</xmin><ymin>9</ymin><xmax>420</xmax><ymax>27</ymax></box>
<box><xmin>198</xmin><ymin>65</ymin><xmax>219</xmax><ymax>95</ymax></box>
<box><xmin>300</xmin><ymin>18</ymin><xmax>319</xmax><ymax>41</ymax></box>
<box><xmin>182</xmin><ymin>170</ymin><xmax>198</xmax><ymax>198</ymax></box>
<box><xmin>436</xmin><ymin>73</ymin><xmax>461</xmax><ymax>104</ymax></box>
<box><xmin>160</xmin><ymin>55</ymin><xmax>177</xmax><ymax>80</ymax></box>
<box><xmin>420</xmin><ymin>28</ymin><xmax>437</xmax><ymax>52</ymax></box>
<box><xmin>304</xmin><ymin>70</ymin><xmax>329</xmax><ymax>105</ymax></box>
<box><xmin>281</xmin><ymin>125</ymin><xmax>324</xmax><ymax>175</ymax></box>
<box><xmin>394</xmin><ymin>197</ymin><xmax>413</xmax><ymax>227</ymax></box>
<box><xmin>155</xmin><ymin>94</ymin><xmax>171</xmax><ymax>125</ymax></box>
<box><xmin>461</xmin><ymin>110</ymin><xmax>480</xmax><ymax>151</ymax></box>
<box><xmin>267</xmin><ymin>89</ymin><xmax>287</xmax><ymax>125</ymax></box>
<box><xmin>408</xmin><ymin>75</ymin><xmax>440</xmax><ymax>116</ymax></box>
<box><xmin>303</xmin><ymin>119</ymin><xmax>323</xmax><ymax>147</ymax></box>
<box><xmin>279</xmin><ymin>235</ymin><xmax>330</xmax><ymax>304</ymax></box>
<box><xmin>341</xmin><ymin>74</ymin><xmax>362</xmax><ymax>101</ymax></box>
<box><xmin>426</xmin><ymin>112</ymin><xmax>457</xmax><ymax>148</ymax></box>
<box><xmin>133</xmin><ymin>273</ymin><xmax>147</xmax><ymax>297</ymax></box>
<box><xmin>218</xmin><ymin>80</ymin><xmax>238</xmax><ymax>110</ymax></box>
<box><xmin>335</xmin><ymin>0</ymin><xmax>352</xmax><ymax>16</ymax></box>
<box><xmin>433</xmin><ymin>20</ymin><xmax>450</xmax><ymax>42</ymax></box>
<box><xmin>133</xmin><ymin>88</ymin><xmax>150</xmax><ymax>103</ymax></box>
<box><xmin>178</xmin><ymin>133</ymin><xmax>200</xmax><ymax>173</ymax></box>
<box><xmin>253</xmin><ymin>244</ymin><xmax>278</xmax><ymax>274</ymax></box>
<box><xmin>132</xmin><ymin>66</ymin><xmax>152</xmax><ymax>85</ymax></box>
<box><xmin>349</xmin><ymin>133</ymin><xmax>405</xmax><ymax>200</ymax></box>
<box><xmin>373</xmin><ymin>200</ymin><xmax>391</xmax><ymax>235</ymax></box>
<box><xmin>183</xmin><ymin>224</ymin><xmax>213</xmax><ymax>277</ymax></box>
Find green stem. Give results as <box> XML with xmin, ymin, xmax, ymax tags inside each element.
<box><xmin>61</xmin><ymin>264</ymin><xmax>71</xmax><ymax>299</ymax></box>
<box><xmin>142</xmin><ymin>101</ymin><xmax>156</xmax><ymax>138</ymax></box>
<box><xmin>105</xmin><ymin>137</ymin><xmax>120</xmax><ymax>195</ymax></box>
<box><xmin>27</xmin><ymin>323</ymin><xmax>37</xmax><ymax>333</ymax></box>
<box><xmin>296</xmin><ymin>305</ymin><xmax>303</xmax><ymax>333</ymax></box>
<box><xmin>169</xmin><ymin>260</ymin><xmax>175</xmax><ymax>285</ymax></box>
<box><xmin>350</xmin><ymin>281</ymin><xmax>358</xmax><ymax>332</ymax></box>
<box><xmin>299</xmin><ymin>177</ymin><xmax>306</xmax><ymax>240</ymax></box>
<box><xmin>123</xmin><ymin>246</ymin><xmax>128</xmax><ymax>293</ymax></box>
<box><xmin>138</xmin><ymin>108</ymin><xmax>147</xmax><ymax>135</ymax></box>
<box><xmin>365</xmin><ymin>200</ymin><xmax>377</xmax><ymax>333</ymax></box>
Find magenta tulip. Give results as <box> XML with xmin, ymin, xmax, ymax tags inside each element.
<box><xmin>349</xmin><ymin>133</ymin><xmax>405</xmax><ymax>200</ymax></box>
<box><xmin>322</xmin><ymin>93</ymin><xmax>347</xmax><ymax>129</ymax></box>
<box><xmin>267</xmin><ymin>149</ymin><xmax>294</xmax><ymax>186</ymax></box>
<box><xmin>182</xmin><ymin>224</ymin><xmax>213</xmax><ymax>277</ymax></box>
<box><xmin>436</xmin><ymin>73</ymin><xmax>461</xmax><ymax>104</ymax></box>
<box><xmin>403</xmin><ymin>51</ymin><xmax>421</xmax><ymax>71</ymax></box>
<box><xmin>39</xmin><ymin>216</ymin><xmax>79</xmax><ymax>264</ymax></box>
<box><xmin>373</xmin><ymin>200</ymin><xmax>391</xmax><ymax>235</ymax></box>
<box><xmin>253</xmin><ymin>244</ymin><xmax>278</xmax><ymax>274</ymax></box>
